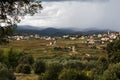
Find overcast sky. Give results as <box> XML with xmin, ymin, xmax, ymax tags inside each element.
<box><xmin>19</xmin><ymin>0</ymin><xmax>120</xmax><ymax>31</ymax></box>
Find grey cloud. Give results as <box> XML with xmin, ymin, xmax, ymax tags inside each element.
<box><xmin>19</xmin><ymin>0</ymin><xmax>120</xmax><ymax>31</ymax></box>
<box><xmin>40</xmin><ymin>0</ymin><xmax>109</xmax><ymax>2</ymax></box>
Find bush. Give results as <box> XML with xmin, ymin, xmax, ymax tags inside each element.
<box><xmin>39</xmin><ymin>62</ymin><xmax>63</xmax><ymax>80</ymax></box>
<box><xmin>7</xmin><ymin>48</ymin><xmax>24</xmax><ymax>69</ymax></box>
<box><xmin>18</xmin><ymin>54</ymin><xmax>34</xmax><ymax>65</ymax></box>
<box><xmin>22</xmin><ymin>64</ymin><xmax>31</xmax><ymax>74</ymax></box>
<box><xmin>91</xmin><ymin>46</ymin><xmax>97</xmax><ymax>49</ymax></box>
<box><xmin>108</xmin><ymin>52</ymin><xmax>120</xmax><ymax>63</ymax></box>
<box><xmin>106</xmin><ymin>40</ymin><xmax>120</xmax><ymax>53</ymax></box>
<box><xmin>0</xmin><ymin>49</ymin><xmax>4</xmax><ymax>63</ymax></box>
<box><xmin>106</xmin><ymin>40</ymin><xmax>120</xmax><ymax>63</ymax></box>
<box><xmin>34</xmin><ymin>59</ymin><xmax>46</xmax><ymax>74</ymax></box>
<box><xmin>39</xmin><ymin>72</ymin><xmax>49</xmax><ymax>80</ymax></box>
<box><xmin>54</xmin><ymin>47</ymin><xmax>70</xmax><ymax>52</ymax></box>
<box><xmin>103</xmin><ymin>62</ymin><xmax>120</xmax><ymax>80</ymax></box>
<box><xmin>16</xmin><ymin>64</ymin><xmax>23</xmax><ymax>73</ymax></box>
<box><xmin>46</xmin><ymin>62</ymin><xmax>63</xmax><ymax>80</ymax></box>
<box><xmin>0</xmin><ymin>63</ymin><xmax>16</xmax><ymax>80</ymax></box>
<box><xmin>54</xmin><ymin>47</ymin><xmax>63</xmax><ymax>51</ymax></box>
<box><xmin>16</xmin><ymin>64</ymin><xmax>31</xmax><ymax>74</ymax></box>
<box><xmin>64</xmin><ymin>61</ymin><xmax>84</xmax><ymax>70</ymax></box>
<box><xmin>58</xmin><ymin>69</ymin><xmax>90</xmax><ymax>80</ymax></box>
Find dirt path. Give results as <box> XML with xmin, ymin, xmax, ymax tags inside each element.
<box><xmin>15</xmin><ymin>73</ymin><xmax>39</xmax><ymax>80</ymax></box>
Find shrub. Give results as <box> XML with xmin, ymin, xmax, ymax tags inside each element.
<box><xmin>46</xmin><ymin>62</ymin><xmax>63</xmax><ymax>80</ymax></box>
<box><xmin>34</xmin><ymin>59</ymin><xmax>45</xmax><ymax>74</ymax></box>
<box><xmin>58</xmin><ymin>69</ymin><xmax>90</xmax><ymax>80</ymax></box>
<box><xmin>18</xmin><ymin>54</ymin><xmax>34</xmax><ymax>65</ymax></box>
<box><xmin>16</xmin><ymin>64</ymin><xmax>24</xmax><ymax>73</ymax></box>
<box><xmin>39</xmin><ymin>62</ymin><xmax>63</xmax><ymax>80</ymax></box>
<box><xmin>103</xmin><ymin>62</ymin><xmax>120</xmax><ymax>80</ymax></box>
<box><xmin>0</xmin><ymin>63</ymin><xmax>16</xmax><ymax>80</ymax></box>
<box><xmin>54</xmin><ymin>47</ymin><xmax>63</xmax><ymax>51</ymax></box>
<box><xmin>108</xmin><ymin>52</ymin><xmax>120</xmax><ymax>64</ymax></box>
<box><xmin>106</xmin><ymin>40</ymin><xmax>120</xmax><ymax>63</ymax></box>
<box><xmin>91</xmin><ymin>46</ymin><xmax>97</xmax><ymax>49</ymax></box>
<box><xmin>64</xmin><ymin>61</ymin><xmax>84</xmax><ymax>70</ymax></box>
<box><xmin>54</xmin><ymin>47</ymin><xmax>70</xmax><ymax>52</ymax></box>
<box><xmin>0</xmin><ymin>49</ymin><xmax>4</xmax><ymax>63</ymax></box>
<box><xmin>22</xmin><ymin>64</ymin><xmax>31</xmax><ymax>74</ymax></box>
<box><xmin>106</xmin><ymin>40</ymin><xmax>120</xmax><ymax>53</ymax></box>
<box><xmin>39</xmin><ymin>72</ymin><xmax>49</xmax><ymax>80</ymax></box>
<box><xmin>7</xmin><ymin>48</ymin><xmax>24</xmax><ymax>69</ymax></box>
<box><xmin>16</xmin><ymin>64</ymin><xmax>31</xmax><ymax>74</ymax></box>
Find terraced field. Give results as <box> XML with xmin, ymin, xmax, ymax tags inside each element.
<box><xmin>0</xmin><ymin>39</ymin><xmax>107</xmax><ymax>58</ymax></box>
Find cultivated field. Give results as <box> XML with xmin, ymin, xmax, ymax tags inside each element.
<box><xmin>0</xmin><ymin>39</ymin><xmax>107</xmax><ymax>58</ymax></box>
<box><xmin>0</xmin><ymin>39</ymin><xmax>108</xmax><ymax>80</ymax></box>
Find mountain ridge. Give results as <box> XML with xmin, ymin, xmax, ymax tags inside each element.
<box><xmin>16</xmin><ymin>25</ymin><xmax>115</xmax><ymax>36</ymax></box>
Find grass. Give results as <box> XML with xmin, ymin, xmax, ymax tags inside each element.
<box><xmin>0</xmin><ymin>39</ymin><xmax>108</xmax><ymax>80</ymax></box>
<box><xmin>0</xmin><ymin>39</ymin><xmax>107</xmax><ymax>58</ymax></box>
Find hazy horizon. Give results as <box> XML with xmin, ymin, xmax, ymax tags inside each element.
<box><xmin>19</xmin><ymin>0</ymin><xmax>120</xmax><ymax>31</ymax></box>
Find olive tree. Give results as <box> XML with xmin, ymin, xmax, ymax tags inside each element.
<box><xmin>0</xmin><ymin>0</ymin><xmax>42</xmax><ymax>44</ymax></box>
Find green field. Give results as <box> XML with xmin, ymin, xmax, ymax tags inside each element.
<box><xmin>0</xmin><ymin>39</ymin><xmax>107</xmax><ymax>58</ymax></box>
<box><xmin>4</xmin><ymin>39</ymin><xmax>120</xmax><ymax>80</ymax></box>
<box><xmin>0</xmin><ymin>39</ymin><xmax>108</xmax><ymax>80</ymax></box>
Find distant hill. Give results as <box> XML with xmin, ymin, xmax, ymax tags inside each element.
<box><xmin>16</xmin><ymin>26</ymin><xmax>75</xmax><ymax>36</ymax></box>
<box><xmin>17</xmin><ymin>25</ymin><xmax>43</xmax><ymax>30</ymax></box>
<box><xmin>15</xmin><ymin>26</ymin><xmax>115</xmax><ymax>36</ymax></box>
<box><xmin>38</xmin><ymin>27</ymin><xmax>75</xmax><ymax>36</ymax></box>
<box><xmin>76</xmin><ymin>29</ymin><xmax>113</xmax><ymax>35</ymax></box>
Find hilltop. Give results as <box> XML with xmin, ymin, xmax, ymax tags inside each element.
<box><xmin>15</xmin><ymin>25</ymin><xmax>114</xmax><ymax>36</ymax></box>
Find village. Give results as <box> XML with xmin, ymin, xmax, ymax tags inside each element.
<box><xmin>9</xmin><ymin>31</ymin><xmax>120</xmax><ymax>45</ymax></box>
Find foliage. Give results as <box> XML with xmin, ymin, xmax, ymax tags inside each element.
<box><xmin>0</xmin><ymin>38</ymin><xmax>111</xmax><ymax>80</ymax></box>
<box><xmin>16</xmin><ymin>64</ymin><xmax>23</xmax><ymax>73</ymax></box>
<box><xmin>58</xmin><ymin>69</ymin><xmax>90</xmax><ymax>80</ymax></box>
<box><xmin>0</xmin><ymin>48</ymin><xmax>28</xmax><ymax>70</ymax></box>
<box><xmin>0</xmin><ymin>0</ymin><xmax>42</xmax><ymax>25</ymax></box>
<box><xmin>0</xmin><ymin>25</ymin><xmax>16</xmax><ymax>44</ymax></box>
<box><xmin>103</xmin><ymin>62</ymin><xmax>120</xmax><ymax>80</ymax></box>
<box><xmin>39</xmin><ymin>62</ymin><xmax>63</xmax><ymax>80</ymax></box>
<box><xmin>0</xmin><ymin>0</ymin><xmax>42</xmax><ymax>43</ymax></box>
<box><xmin>88</xmin><ymin>57</ymin><xmax>108</xmax><ymax>80</ymax></box>
<box><xmin>7</xmin><ymin>48</ymin><xmax>24</xmax><ymax>69</ymax></box>
<box><xmin>64</xmin><ymin>61</ymin><xmax>84</xmax><ymax>70</ymax></box>
<box><xmin>18</xmin><ymin>54</ymin><xmax>34</xmax><ymax>65</ymax></box>
<box><xmin>106</xmin><ymin>40</ymin><xmax>120</xmax><ymax>53</ymax></box>
<box><xmin>106</xmin><ymin>40</ymin><xmax>120</xmax><ymax>63</ymax></box>
<box><xmin>21</xmin><ymin>64</ymin><xmax>31</xmax><ymax>74</ymax></box>
<box><xmin>0</xmin><ymin>63</ymin><xmax>16</xmax><ymax>80</ymax></box>
<box><xmin>91</xmin><ymin>46</ymin><xmax>97</xmax><ymax>49</ymax></box>
<box><xmin>16</xmin><ymin>64</ymin><xmax>31</xmax><ymax>74</ymax></box>
<box><xmin>39</xmin><ymin>72</ymin><xmax>49</xmax><ymax>80</ymax></box>
<box><xmin>54</xmin><ymin>47</ymin><xmax>70</xmax><ymax>52</ymax></box>
<box><xmin>95</xmin><ymin>57</ymin><xmax>108</xmax><ymax>74</ymax></box>
<box><xmin>34</xmin><ymin>59</ymin><xmax>46</xmax><ymax>74</ymax></box>
<box><xmin>0</xmin><ymin>49</ymin><xmax>4</xmax><ymax>63</ymax></box>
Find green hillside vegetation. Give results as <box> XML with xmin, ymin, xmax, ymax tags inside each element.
<box><xmin>0</xmin><ymin>39</ymin><xmax>120</xmax><ymax>80</ymax></box>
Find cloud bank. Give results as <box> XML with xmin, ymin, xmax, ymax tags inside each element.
<box><xmin>19</xmin><ymin>0</ymin><xmax>120</xmax><ymax>31</ymax></box>
<box><xmin>40</xmin><ymin>0</ymin><xmax>109</xmax><ymax>2</ymax></box>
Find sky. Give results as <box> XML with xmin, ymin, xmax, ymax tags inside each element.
<box><xmin>19</xmin><ymin>0</ymin><xmax>120</xmax><ymax>31</ymax></box>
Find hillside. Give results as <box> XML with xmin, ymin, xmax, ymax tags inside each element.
<box><xmin>15</xmin><ymin>26</ymin><xmax>114</xmax><ymax>36</ymax></box>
